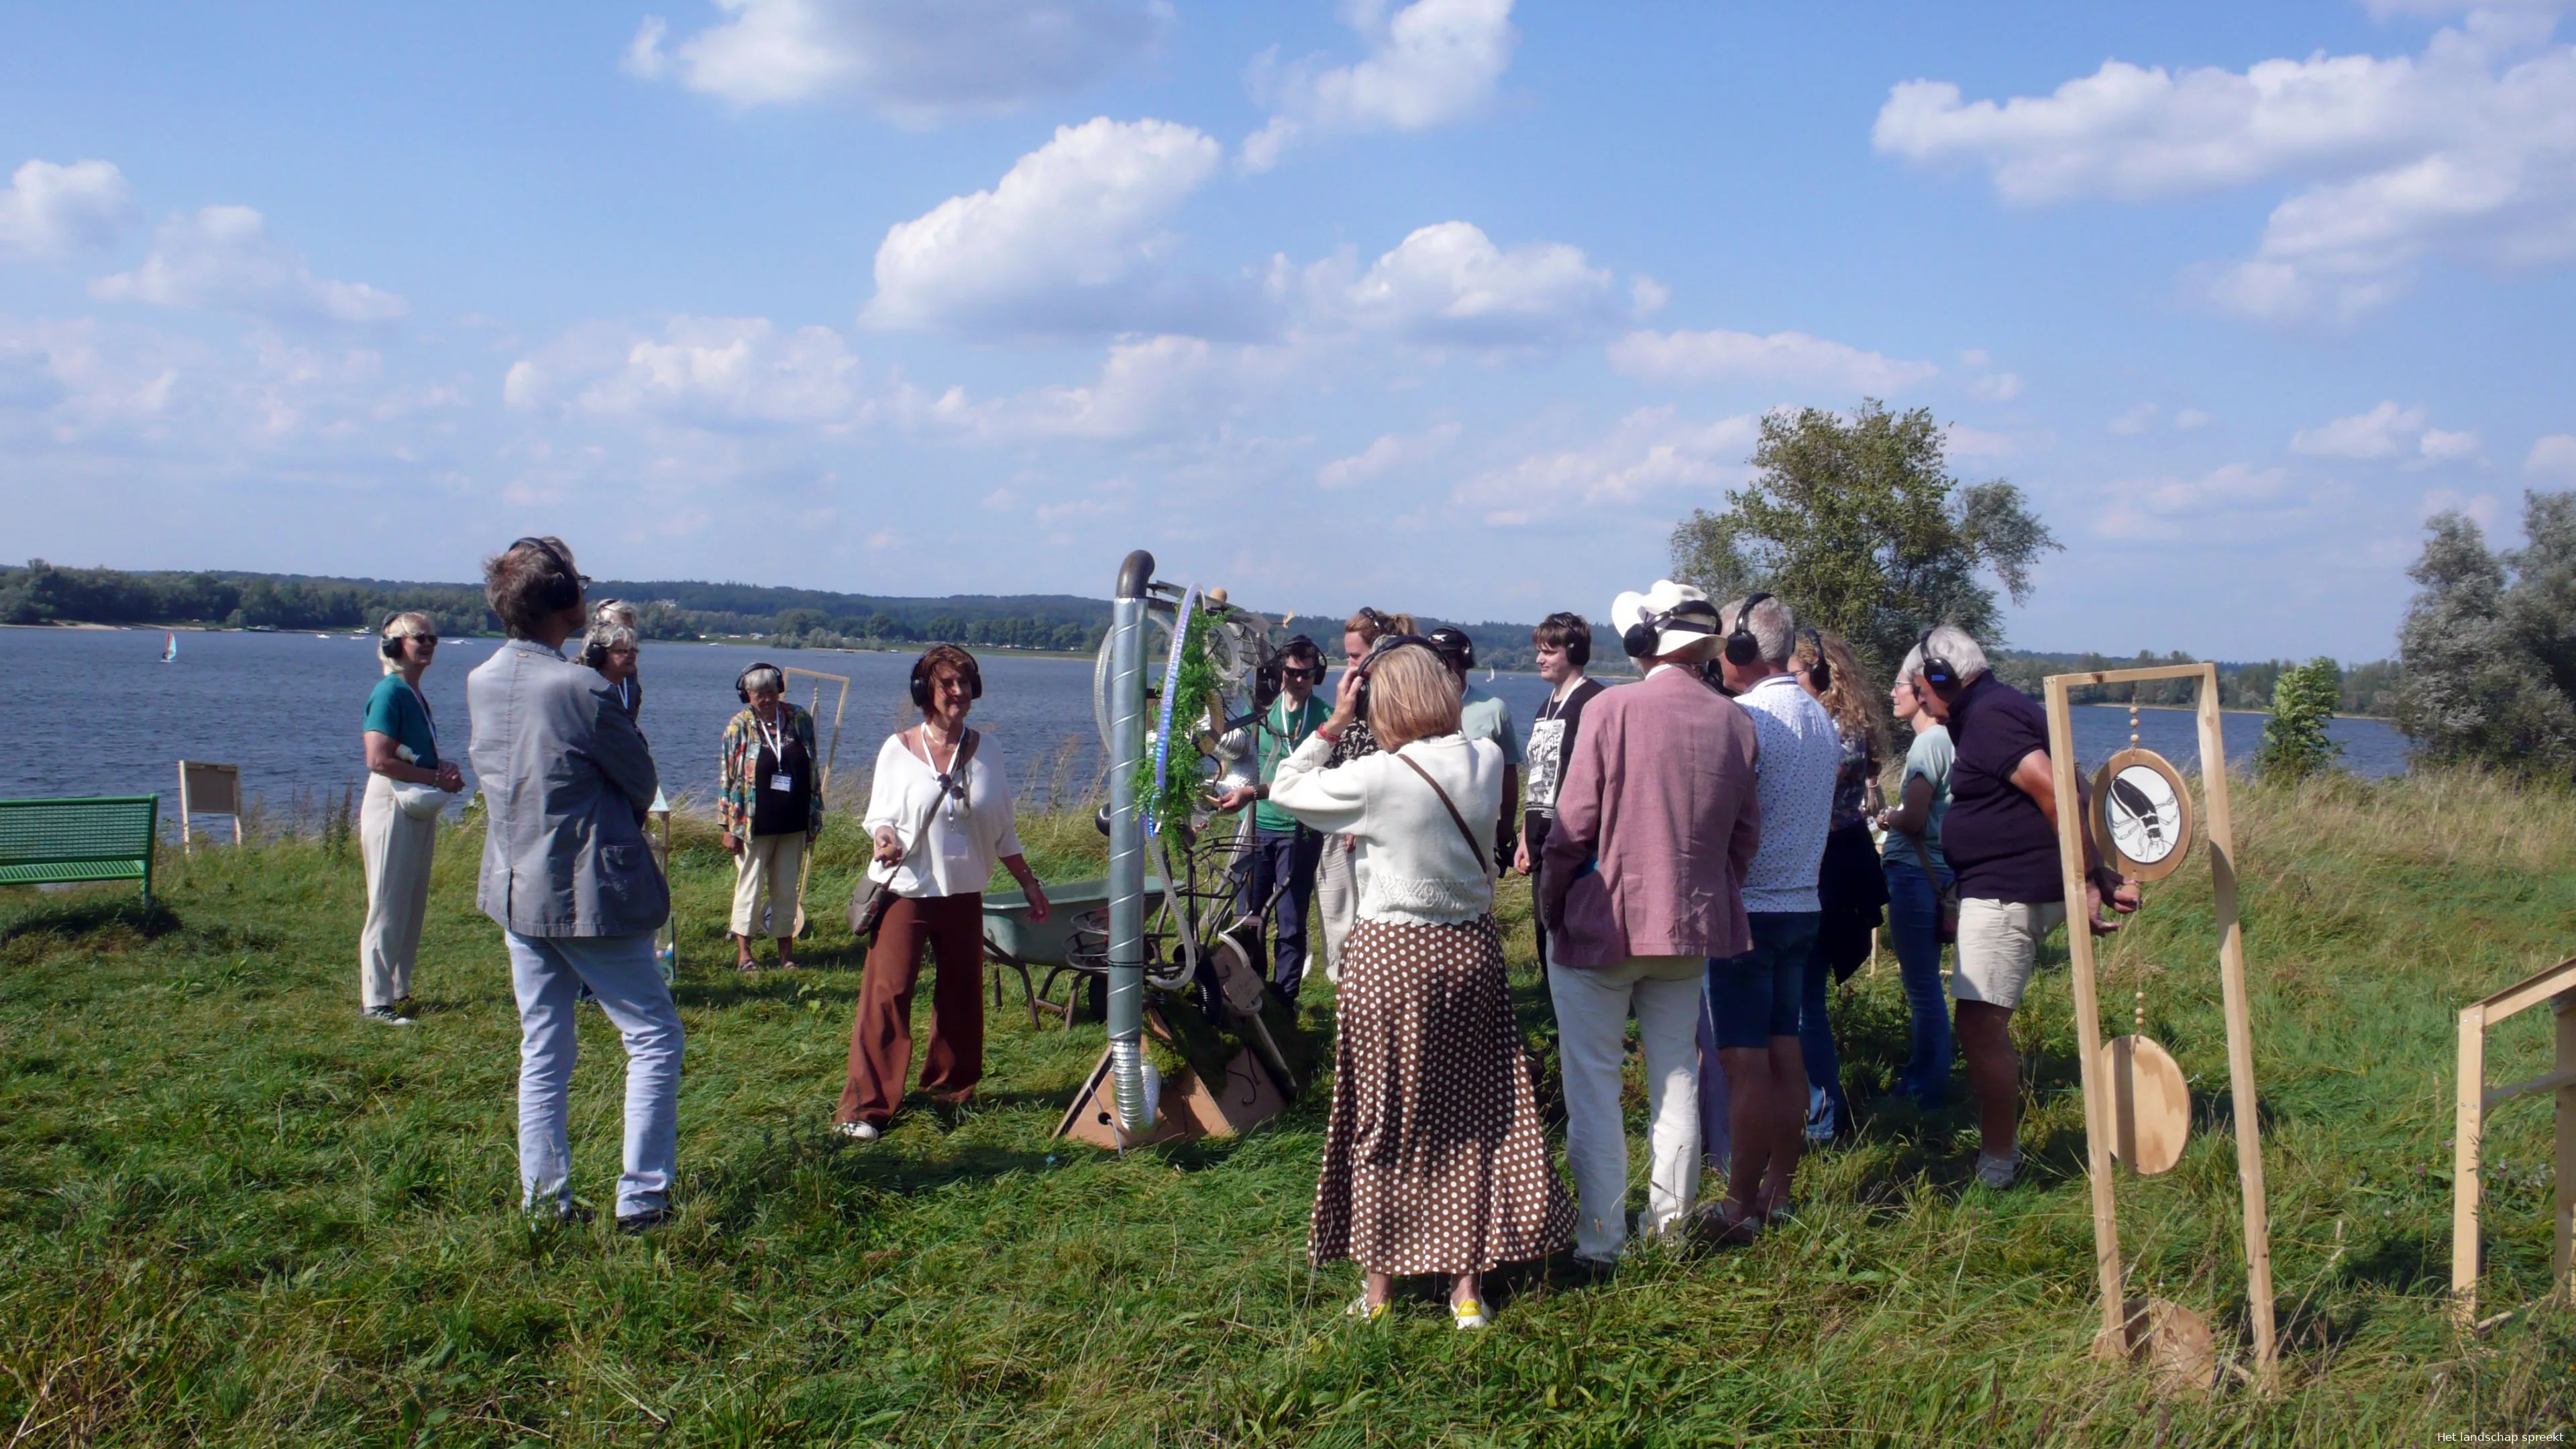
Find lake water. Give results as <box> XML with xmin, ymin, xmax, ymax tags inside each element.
<box><xmin>0</xmin><ymin>627</ymin><xmax>2409</xmax><ymax>833</ymax></box>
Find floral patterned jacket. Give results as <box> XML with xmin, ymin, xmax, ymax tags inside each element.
<box><xmin>719</xmin><ymin>702</ymin><xmax>824</xmax><ymax>838</ymax></box>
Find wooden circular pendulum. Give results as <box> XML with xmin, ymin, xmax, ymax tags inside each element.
<box><xmin>2098</xmin><ymin>708</ymin><xmax>2192</xmax><ymax>1177</ymax></box>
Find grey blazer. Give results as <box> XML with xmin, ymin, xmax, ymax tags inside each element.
<box><xmin>467</xmin><ymin>638</ymin><xmax>669</xmax><ymax>937</ymax></box>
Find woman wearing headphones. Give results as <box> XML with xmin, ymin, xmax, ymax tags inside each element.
<box><xmin>719</xmin><ymin>663</ymin><xmax>822</xmax><ymax>971</ymax></box>
<box><xmin>357</xmin><ymin>610</ymin><xmax>463</xmax><ymax>1026</ymax></box>
<box><xmin>835</xmin><ymin>645</ymin><xmax>1051</xmax><ymax>1141</ymax></box>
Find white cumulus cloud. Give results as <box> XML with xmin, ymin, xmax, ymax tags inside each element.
<box><xmin>1320</xmin><ymin>221</ymin><xmax>1620</xmax><ymax>349</ymax></box>
<box><xmin>863</xmin><ymin>117</ymin><xmax>1235</xmax><ymax>338</ymax></box>
<box><xmin>575</xmin><ymin>317</ymin><xmax>865</xmax><ymax>428</ymax></box>
<box><xmin>1874</xmin><ymin>13</ymin><xmax>2576</xmax><ymax>324</ymax></box>
<box><xmin>0</xmin><ymin>158</ymin><xmax>138</xmax><ymax>261</ymax></box>
<box><xmin>93</xmin><ymin>206</ymin><xmax>408</xmax><ymax>327</ymax></box>
<box><xmin>1454</xmin><ymin>407</ymin><xmax>1758</xmax><ymax>525</ymax></box>
<box><xmin>2528</xmin><ymin>433</ymin><xmax>2576</xmax><ymax>475</ymax></box>
<box><xmin>1317</xmin><ymin>421</ymin><xmax>1459</xmax><ymax>488</ymax></box>
<box><xmin>623</xmin><ymin>0</ymin><xmax>1169</xmax><ymax>123</ymax></box>
<box><xmin>1242</xmin><ymin>0</ymin><xmax>1517</xmax><ymax>171</ymax></box>
<box><xmin>1606</xmin><ymin>327</ymin><xmax>1939</xmax><ymax>393</ymax></box>
<box><xmin>2289</xmin><ymin>399</ymin><xmax>2475</xmax><ymax>462</ymax></box>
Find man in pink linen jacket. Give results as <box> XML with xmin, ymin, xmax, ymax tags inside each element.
<box><xmin>1538</xmin><ymin>666</ymin><xmax>1761</xmax><ymax>965</ymax></box>
<box><xmin>1534</xmin><ymin>579</ymin><xmax>1762</xmax><ymax>1265</ymax></box>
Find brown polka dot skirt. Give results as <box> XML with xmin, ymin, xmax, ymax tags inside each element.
<box><xmin>1307</xmin><ymin>914</ymin><xmax>1575</xmax><ymax>1276</ymax></box>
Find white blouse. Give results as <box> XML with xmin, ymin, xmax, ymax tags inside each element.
<box><xmin>1267</xmin><ymin>732</ymin><xmax>1501</xmax><ymax>925</ymax></box>
<box><xmin>863</xmin><ymin>731</ymin><xmax>1024</xmax><ymax>900</ymax></box>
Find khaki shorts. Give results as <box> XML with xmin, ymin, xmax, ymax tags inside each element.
<box><xmin>1952</xmin><ymin>897</ymin><xmax>2068</xmax><ymax>1010</ymax></box>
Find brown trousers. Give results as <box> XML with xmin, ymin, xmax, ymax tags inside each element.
<box><xmin>837</xmin><ymin>892</ymin><xmax>985</xmax><ymax>1127</ymax></box>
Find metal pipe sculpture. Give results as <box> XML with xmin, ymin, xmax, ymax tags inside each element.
<box><xmin>1104</xmin><ymin>549</ymin><xmax>1154</xmax><ymax>1132</ymax></box>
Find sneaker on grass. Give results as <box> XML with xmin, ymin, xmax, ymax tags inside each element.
<box><xmin>1974</xmin><ymin>1150</ymin><xmax>2021</xmax><ymax>1190</ymax></box>
<box><xmin>363</xmin><ymin>1005</ymin><xmax>413</xmax><ymax>1027</ymax></box>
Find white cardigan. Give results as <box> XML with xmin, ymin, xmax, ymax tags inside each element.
<box><xmin>863</xmin><ymin>732</ymin><xmax>1022</xmax><ymax>900</ymax></box>
<box><xmin>1268</xmin><ymin>731</ymin><xmax>1500</xmax><ymax>924</ymax></box>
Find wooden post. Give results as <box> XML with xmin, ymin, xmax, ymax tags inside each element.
<box><xmin>2043</xmin><ymin>678</ymin><xmax>2128</xmax><ymax>1354</ymax></box>
<box><xmin>2196</xmin><ymin>664</ymin><xmax>2279</xmax><ymax>1389</ymax></box>
<box><xmin>177</xmin><ymin>761</ymin><xmax>193</xmax><ymax>857</ymax></box>
<box><xmin>2455</xmin><ymin>1003</ymin><xmax>2486</xmax><ymax>1326</ymax></box>
<box><xmin>2556</xmin><ymin>995</ymin><xmax>2574</xmax><ymax>1302</ymax></box>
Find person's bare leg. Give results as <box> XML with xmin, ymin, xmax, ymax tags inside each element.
<box><xmin>733</xmin><ymin>932</ymin><xmax>756</xmax><ymax>969</ymax></box>
<box><xmin>1450</xmin><ymin>1271</ymin><xmax>1482</xmax><ymax>1307</ymax></box>
<box><xmin>1719</xmin><ymin>1045</ymin><xmax>1774</xmax><ymax>1214</ymax></box>
<box><xmin>1759</xmin><ymin>1036</ymin><xmax>1805</xmax><ymax>1212</ymax></box>
<box><xmin>1365</xmin><ymin>1269</ymin><xmax>1393</xmax><ymax>1309</ymax></box>
<box><xmin>774</xmin><ymin>934</ymin><xmax>796</xmax><ymax>969</ymax></box>
<box><xmin>1955</xmin><ymin>1000</ymin><xmax>2019</xmax><ymax>1160</ymax></box>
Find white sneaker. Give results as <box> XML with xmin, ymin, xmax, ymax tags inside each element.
<box><xmin>836</xmin><ymin>1120</ymin><xmax>880</xmax><ymax>1141</ymax></box>
<box><xmin>363</xmin><ymin>1006</ymin><xmax>413</xmax><ymax>1027</ymax></box>
<box><xmin>1974</xmin><ymin>1150</ymin><xmax>2021</xmax><ymax>1190</ymax></box>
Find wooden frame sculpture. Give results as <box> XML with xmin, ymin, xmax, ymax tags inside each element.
<box><xmin>780</xmin><ymin>667</ymin><xmax>849</xmax><ymax>932</ymax></box>
<box><xmin>2451</xmin><ymin>956</ymin><xmax>2576</xmax><ymax>1327</ymax></box>
<box><xmin>2042</xmin><ymin>663</ymin><xmax>2277</xmax><ymax>1391</ymax></box>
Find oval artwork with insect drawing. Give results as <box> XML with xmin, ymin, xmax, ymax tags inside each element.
<box><xmin>2092</xmin><ymin>747</ymin><xmax>2195</xmax><ymax>883</ymax></box>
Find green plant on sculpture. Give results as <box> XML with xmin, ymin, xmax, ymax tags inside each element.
<box><xmin>1130</xmin><ymin>601</ymin><xmax>1223</xmax><ymax>838</ymax></box>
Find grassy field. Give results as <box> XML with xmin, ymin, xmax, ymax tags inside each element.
<box><xmin>1</xmin><ymin>770</ymin><xmax>2571</xmax><ymax>1446</ymax></box>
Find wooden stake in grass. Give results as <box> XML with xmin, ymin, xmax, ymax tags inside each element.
<box><xmin>2449</xmin><ymin>955</ymin><xmax>2576</xmax><ymax>1327</ymax></box>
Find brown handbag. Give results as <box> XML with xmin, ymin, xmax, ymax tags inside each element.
<box><xmin>848</xmin><ymin>729</ymin><xmax>978</xmax><ymax>940</ymax></box>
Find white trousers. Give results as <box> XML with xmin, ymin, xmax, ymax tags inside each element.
<box><xmin>730</xmin><ymin>831</ymin><xmax>808</xmax><ymax>938</ymax></box>
<box><xmin>358</xmin><ymin>773</ymin><xmax>437</xmax><ymax>1009</ymax></box>
<box><xmin>1549</xmin><ymin>953</ymin><xmax>1705</xmax><ymax>1263</ymax></box>
<box><xmin>1316</xmin><ymin>834</ymin><xmax>1358</xmax><ymax>983</ymax></box>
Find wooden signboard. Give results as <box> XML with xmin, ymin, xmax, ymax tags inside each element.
<box><xmin>781</xmin><ymin>667</ymin><xmax>849</xmax><ymax>934</ymax></box>
<box><xmin>177</xmin><ymin>760</ymin><xmax>244</xmax><ymax>853</ymax></box>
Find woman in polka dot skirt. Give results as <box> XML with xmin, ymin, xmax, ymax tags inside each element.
<box><xmin>1263</xmin><ymin>637</ymin><xmax>1573</xmax><ymax>1328</ymax></box>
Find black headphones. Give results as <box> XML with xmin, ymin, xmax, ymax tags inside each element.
<box><xmin>1800</xmin><ymin>627</ymin><xmax>1833</xmax><ymax>692</ymax></box>
<box><xmin>1620</xmin><ymin>597</ymin><xmax>1721</xmax><ymax>659</ymax></box>
<box><xmin>1720</xmin><ymin>592</ymin><xmax>1775</xmax><ymax>667</ymax></box>
<box><xmin>1348</xmin><ymin>634</ymin><xmax>1436</xmax><ymax>724</ymax></box>
<box><xmin>508</xmin><ymin>536</ymin><xmax>584</xmax><ymax>614</ymax></box>
<box><xmin>1917</xmin><ymin>628</ymin><xmax>1960</xmax><ymax>694</ymax></box>
<box><xmin>379</xmin><ymin>612</ymin><xmax>405</xmax><ymax>661</ymax></box>
<box><xmin>909</xmin><ymin>649</ymin><xmax>984</xmax><ymax>708</ymax></box>
<box><xmin>736</xmin><ymin>661</ymin><xmax>780</xmax><ymax>705</ymax></box>
<box><xmin>1426</xmin><ymin>626</ymin><xmax>1475</xmax><ymax>672</ymax></box>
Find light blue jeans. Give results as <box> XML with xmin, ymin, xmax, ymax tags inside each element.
<box><xmin>1882</xmin><ymin>857</ymin><xmax>1955</xmax><ymax>1107</ymax></box>
<box><xmin>506</xmin><ymin>930</ymin><xmax>684</xmax><ymax>1218</ymax></box>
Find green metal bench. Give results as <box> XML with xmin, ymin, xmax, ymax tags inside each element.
<box><xmin>0</xmin><ymin>796</ymin><xmax>160</xmax><ymax>905</ymax></box>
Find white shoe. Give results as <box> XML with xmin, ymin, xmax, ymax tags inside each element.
<box><xmin>363</xmin><ymin>1006</ymin><xmax>413</xmax><ymax>1027</ymax></box>
<box><xmin>1450</xmin><ymin>1297</ymin><xmax>1489</xmax><ymax>1330</ymax></box>
<box><xmin>836</xmin><ymin>1120</ymin><xmax>880</xmax><ymax>1141</ymax></box>
<box><xmin>1974</xmin><ymin>1150</ymin><xmax>2021</xmax><ymax>1190</ymax></box>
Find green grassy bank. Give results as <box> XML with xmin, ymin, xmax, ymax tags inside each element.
<box><xmin>1</xmin><ymin>772</ymin><xmax>2569</xmax><ymax>1445</ymax></box>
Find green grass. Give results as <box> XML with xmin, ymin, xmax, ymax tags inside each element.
<box><xmin>1</xmin><ymin>770</ymin><xmax>2571</xmax><ymax>1445</ymax></box>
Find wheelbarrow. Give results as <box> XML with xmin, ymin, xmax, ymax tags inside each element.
<box><xmin>981</xmin><ymin>875</ymin><xmax>1165</xmax><ymax>1030</ymax></box>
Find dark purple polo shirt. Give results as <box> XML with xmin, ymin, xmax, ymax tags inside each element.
<box><xmin>1942</xmin><ymin>673</ymin><xmax>2064</xmax><ymax>904</ymax></box>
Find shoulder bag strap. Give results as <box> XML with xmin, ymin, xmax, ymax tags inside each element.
<box><xmin>1395</xmin><ymin>750</ymin><xmax>1488</xmax><ymax>880</ymax></box>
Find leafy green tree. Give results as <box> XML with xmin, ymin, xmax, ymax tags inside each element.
<box><xmin>2392</xmin><ymin>492</ymin><xmax>2576</xmax><ymax>777</ymax></box>
<box><xmin>1669</xmin><ymin>400</ymin><xmax>2058</xmax><ymax>692</ymax></box>
<box><xmin>2256</xmin><ymin>657</ymin><xmax>2344</xmax><ymax>780</ymax></box>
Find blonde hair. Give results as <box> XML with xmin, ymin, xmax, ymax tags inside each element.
<box><xmin>380</xmin><ymin>611</ymin><xmax>437</xmax><ymax>676</ymax></box>
<box><xmin>1794</xmin><ymin>629</ymin><xmax>1887</xmax><ymax>767</ymax></box>
<box><xmin>1344</xmin><ymin>608</ymin><xmax>1419</xmax><ymax>648</ymax></box>
<box><xmin>1366</xmin><ymin>643</ymin><xmax>1461</xmax><ymax>750</ymax></box>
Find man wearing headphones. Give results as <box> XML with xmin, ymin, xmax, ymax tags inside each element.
<box><xmin>1904</xmin><ymin>625</ymin><xmax>2141</xmax><ymax>1190</ymax></box>
<box><xmin>1214</xmin><ymin>634</ymin><xmax>1332</xmax><ymax>1002</ymax></box>
<box><xmin>1699</xmin><ymin>591</ymin><xmax>1843</xmax><ymax>1233</ymax></box>
<box><xmin>1539</xmin><ymin>580</ymin><xmax>1760</xmax><ymax>1266</ymax></box>
<box><xmin>466</xmin><ymin>536</ymin><xmax>682</xmax><ymax>1234</ymax></box>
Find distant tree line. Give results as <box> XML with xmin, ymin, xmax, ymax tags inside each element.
<box><xmin>0</xmin><ymin>561</ymin><xmax>1107</xmax><ymax>654</ymax></box>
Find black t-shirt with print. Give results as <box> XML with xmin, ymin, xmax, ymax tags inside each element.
<box><xmin>749</xmin><ymin>731</ymin><xmax>812</xmax><ymax>837</ymax></box>
<box><xmin>1521</xmin><ymin>677</ymin><xmax>1605</xmax><ymax>839</ymax></box>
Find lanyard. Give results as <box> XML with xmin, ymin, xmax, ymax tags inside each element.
<box><xmin>922</xmin><ymin>728</ymin><xmax>967</xmax><ymax>822</ymax></box>
<box><xmin>1270</xmin><ymin>694</ymin><xmax>1320</xmax><ymax>749</ymax></box>
<box><xmin>615</xmin><ymin>679</ymin><xmax>634</xmax><ymax>712</ymax></box>
<box><xmin>755</xmin><ymin>708</ymin><xmax>786</xmax><ymax>763</ymax></box>
<box><xmin>1538</xmin><ymin>679</ymin><xmax>1585</xmax><ymax>724</ymax></box>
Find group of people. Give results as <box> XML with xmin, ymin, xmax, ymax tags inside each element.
<box><xmin>349</xmin><ymin>537</ymin><xmax>1051</xmax><ymax>1231</ymax></box>
<box><xmin>345</xmin><ymin>539</ymin><xmax>2139</xmax><ymax>1291</ymax></box>
<box><xmin>1222</xmin><ymin>582</ymin><xmax>2139</xmax><ymax>1324</ymax></box>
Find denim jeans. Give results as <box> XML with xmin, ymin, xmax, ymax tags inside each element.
<box><xmin>1882</xmin><ymin>857</ymin><xmax>1955</xmax><ymax>1107</ymax></box>
<box><xmin>1239</xmin><ymin>826</ymin><xmax>1323</xmax><ymax>1000</ymax></box>
<box><xmin>1794</xmin><ymin>918</ymin><xmax>1849</xmax><ymax>1142</ymax></box>
<box><xmin>506</xmin><ymin>930</ymin><xmax>685</xmax><ymax>1218</ymax></box>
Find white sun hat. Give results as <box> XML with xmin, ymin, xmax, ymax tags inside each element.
<box><xmin>1609</xmin><ymin>579</ymin><xmax>1723</xmax><ymax>660</ymax></box>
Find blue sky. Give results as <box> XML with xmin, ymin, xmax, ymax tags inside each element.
<box><xmin>3</xmin><ymin>0</ymin><xmax>2572</xmax><ymax>660</ymax></box>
